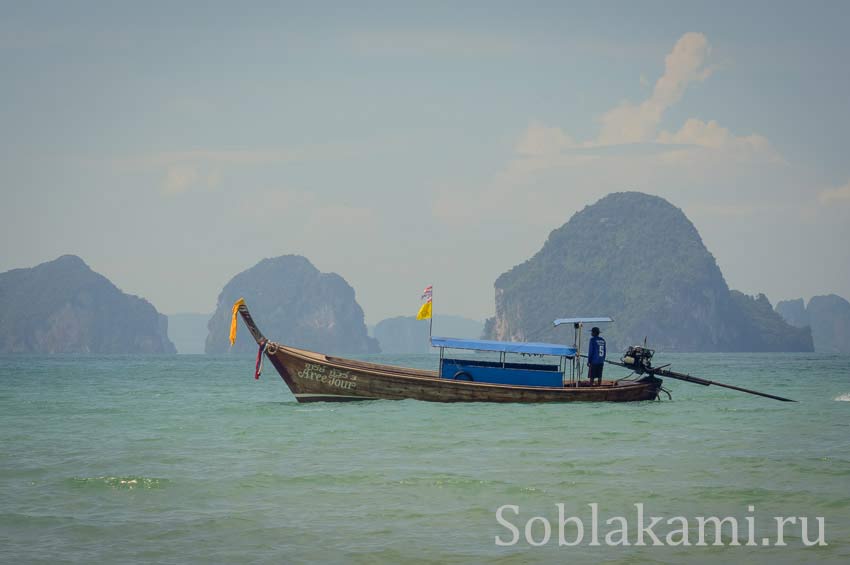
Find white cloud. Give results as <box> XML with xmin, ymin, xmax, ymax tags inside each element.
<box><xmin>657</xmin><ymin>118</ymin><xmax>780</xmax><ymax>161</ymax></box>
<box><xmin>90</xmin><ymin>147</ymin><xmax>304</xmax><ymax>196</ymax></box>
<box><xmin>163</xmin><ymin>165</ymin><xmax>199</xmax><ymax>194</ymax></box>
<box><xmin>115</xmin><ymin>149</ymin><xmax>299</xmax><ymax>170</ymax></box>
<box><xmin>596</xmin><ymin>32</ymin><xmax>714</xmax><ymax>145</ymax></box>
<box><xmin>818</xmin><ymin>180</ymin><xmax>850</xmax><ymax>204</ymax></box>
<box><xmin>433</xmin><ymin>32</ymin><xmax>788</xmax><ymax>231</ymax></box>
<box><xmin>508</xmin><ymin>33</ymin><xmax>775</xmax><ymax>164</ymax></box>
<box><xmin>515</xmin><ymin>120</ymin><xmax>576</xmax><ymax>157</ymax></box>
<box><xmin>162</xmin><ymin>164</ymin><xmax>222</xmax><ymax>195</ymax></box>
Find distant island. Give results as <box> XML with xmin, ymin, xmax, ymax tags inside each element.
<box><xmin>205</xmin><ymin>255</ymin><xmax>379</xmax><ymax>355</ymax></box>
<box><xmin>167</xmin><ymin>313</ymin><xmax>210</xmax><ymax>354</ymax></box>
<box><xmin>5</xmin><ymin>202</ymin><xmax>842</xmax><ymax>357</ymax></box>
<box><xmin>776</xmin><ymin>295</ymin><xmax>850</xmax><ymax>353</ymax></box>
<box><xmin>484</xmin><ymin>192</ymin><xmax>813</xmax><ymax>353</ymax></box>
<box><xmin>0</xmin><ymin>255</ymin><xmax>176</xmax><ymax>354</ymax></box>
<box><xmin>371</xmin><ymin>315</ymin><xmax>483</xmax><ymax>354</ymax></box>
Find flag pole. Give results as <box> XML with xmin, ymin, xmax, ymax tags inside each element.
<box><xmin>429</xmin><ymin>286</ymin><xmax>433</xmax><ymax>339</ymax></box>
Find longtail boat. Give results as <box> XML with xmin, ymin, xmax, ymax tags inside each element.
<box><xmin>234</xmin><ymin>302</ymin><xmax>662</xmax><ymax>403</ymax></box>
<box><xmin>234</xmin><ymin>300</ymin><xmax>796</xmax><ymax>404</ymax></box>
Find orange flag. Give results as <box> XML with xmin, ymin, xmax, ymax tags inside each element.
<box><xmin>230</xmin><ymin>298</ymin><xmax>245</xmax><ymax>346</ymax></box>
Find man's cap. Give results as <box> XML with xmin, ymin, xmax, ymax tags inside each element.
<box><xmin>591</xmin><ymin>327</ymin><xmax>601</xmax><ymax>335</ymax></box>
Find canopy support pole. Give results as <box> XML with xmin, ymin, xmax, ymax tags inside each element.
<box><xmin>573</xmin><ymin>322</ymin><xmax>584</xmax><ymax>384</ymax></box>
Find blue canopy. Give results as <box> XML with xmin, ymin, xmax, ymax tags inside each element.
<box><xmin>430</xmin><ymin>336</ymin><xmax>576</xmax><ymax>357</ymax></box>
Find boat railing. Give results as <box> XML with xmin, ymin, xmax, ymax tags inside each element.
<box><xmin>441</xmin><ymin>357</ymin><xmax>559</xmax><ymax>373</ymax></box>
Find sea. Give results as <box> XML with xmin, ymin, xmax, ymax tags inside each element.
<box><xmin>0</xmin><ymin>353</ymin><xmax>848</xmax><ymax>564</ymax></box>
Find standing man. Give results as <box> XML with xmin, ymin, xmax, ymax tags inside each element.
<box><xmin>587</xmin><ymin>327</ymin><xmax>606</xmax><ymax>386</ymax></box>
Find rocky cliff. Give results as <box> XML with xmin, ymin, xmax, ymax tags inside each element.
<box><xmin>776</xmin><ymin>294</ymin><xmax>850</xmax><ymax>353</ymax></box>
<box><xmin>0</xmin><ymin>255</ymin><xmax>176</xmax><ymax>354</ymax></box>
<box><xmin>205</xmin><ymin>255</ymin><xmax>379</xmax><ymax>355</ymax></box>
<box><xmin>775</xmin><ymin>298</ymin><xmax>808</xmax><ymax>329</ymax></box>
<box><xmin>808</xmin><ymin>295</ymin><xmax>850</xmax><ymax>353</ymax></box>
<box><xmin>728</xmin><ymin>291</ymin><xmax>813</xmax><ymax>352</ymax></box>
<box><xmin>483</xmin><ymin>192</ymin><xmax>813</xmax><ymax>352</ymax></box>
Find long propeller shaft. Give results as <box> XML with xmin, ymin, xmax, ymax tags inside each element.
<box><xmin>598</xmin><ymin>357</ymin><xmax>796</xmax><ymax>402</ymax></box>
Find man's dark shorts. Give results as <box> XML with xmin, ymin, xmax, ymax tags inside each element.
<box><xmin>588</xmin><ymin>363</ymin><xmax>604</xmax><ymax>382</ymax></box>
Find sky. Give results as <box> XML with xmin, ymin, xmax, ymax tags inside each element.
<box><xmin>2</xmin><ymin>1</ymin><xmax>849</xmax><ymax>323</ymax></box>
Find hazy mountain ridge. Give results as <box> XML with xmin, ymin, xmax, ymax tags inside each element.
<box><xmin>728</xmin><ymin>291</ymin><xmax>813</xmax><ymax>352</ymax></box>
<box><xmin>776</xmin><ymin>294</ymin><xmax>850</xmax><ymax>353</ymax></box>
<box><xmin>0</xmin><ymin>255</ymin><xmax>176</xmax><ymax>354</ymax></box>
<box><xmin>775</xmin><ymin>298</ymin><xmax>809</xmax><ymax>328</ymax></box>
<box><xmin>167</xmin><ymin>313</ymin><xmax>210</xmax><ymax>354</ymax></box>
<box><xmin>483</xmin><ymin>192</ymin><xmax>813</xmax><ymax>353</ymax></box>
<box><xmin>205</xmin><ymin>255</ymin><xmax>379</xmax><ymax>355</ymax></box>
<box><xmin>372</xmin><ymin>315</ymin><xmax>484</xmax><ymax>354</ymax></box>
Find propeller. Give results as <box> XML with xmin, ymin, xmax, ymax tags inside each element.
<box><xmin>606</xmin><ymin>358</ymin><xmax>796</xmax><ymax>402</ymax></box>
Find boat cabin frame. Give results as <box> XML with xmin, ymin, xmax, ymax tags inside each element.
<box><xmin>554</xmin><ymin>316</ymin><xmax>614</xmax><ymax>382</ymax></box>
<box><xmin>430</xmin><ymin>316</ymin><xmax>613</xmax><ymax>388</ymax></box>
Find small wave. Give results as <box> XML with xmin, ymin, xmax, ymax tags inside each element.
<box><xmin>69</xmin><ymin>476</ymin><xmax>168</xmax><ymax>490</ymax></box>
<box><xmin>834</xmin><ymin>393</ymin><xmax>850</xmax><ymax>402</ymax></box>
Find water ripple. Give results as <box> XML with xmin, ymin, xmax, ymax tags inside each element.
<box><xmin>68</xmin><ymin>476</ymin><xmax>169</xmax><ymax>490</ymax></box>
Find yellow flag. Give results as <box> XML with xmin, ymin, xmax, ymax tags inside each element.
<box><xmin>416</xmin><ymin>300</ymin><xmax>432</xmax><ymax>320</ymax></box>
<box><xmin>230</xmin><ymin>298</ymin><xmax>245</xmax><ymax>346</ymax></box>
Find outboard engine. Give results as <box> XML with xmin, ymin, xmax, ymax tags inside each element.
<box><xmin>622</xmin><ymin>345</ymin><xmax>655</xmax><ymax>374</ymax></box>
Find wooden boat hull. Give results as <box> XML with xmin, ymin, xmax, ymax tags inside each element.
<box><xmin>265</xmin><ymin>342</ymin><xmax>662</xmax><ymax>403</ymax></box>
<box><xmin>238</xmin><ymin>305</ymin><xmax>661</xmax><ymax>403</ymax></box>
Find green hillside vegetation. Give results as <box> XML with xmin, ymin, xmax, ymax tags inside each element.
<box><xmin>729</xmin><ymin>291</ymin><xmax>813</xmax><ymax>352</ymax></box>
<box><xmin>0</xmin><ymin>255</ymin><xmax>175</xmax><ymax>354</ymax></box>
<box><xmin>485</xmin><ymin>192</ymin><xmax>812</xmax><ymax>353</ymax></box>
<box><xmin>206</xmin><ymin>255</ymin><xmax>379</xmax><ymax>355</ymax></box>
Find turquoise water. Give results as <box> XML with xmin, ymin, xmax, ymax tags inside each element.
<box><xmin>1</xmin><ymin>353</ymin><xmax>848</xmax><ymax>563</ymax></box>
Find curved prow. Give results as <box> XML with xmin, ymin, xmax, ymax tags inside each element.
<box><xmin>235</xmin><ymin>301</ymin><xmax>267</xmax><ymax>346</ymax></box>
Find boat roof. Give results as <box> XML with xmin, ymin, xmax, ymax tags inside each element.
<box><xmin>430</xmin><ymin>336</ymin><xmax>576</xmax><ymax>357</ymax></box>
<box><xmin>553</xmin><ymin>316</ymin><xmax>614</xmax><ymax>326</ymax></box>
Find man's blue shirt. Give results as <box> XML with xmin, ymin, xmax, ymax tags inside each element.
<box><xmin>588</xmin><ymin>336</ymin><xmax>606</xmax><ymax>365</ymax></box>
